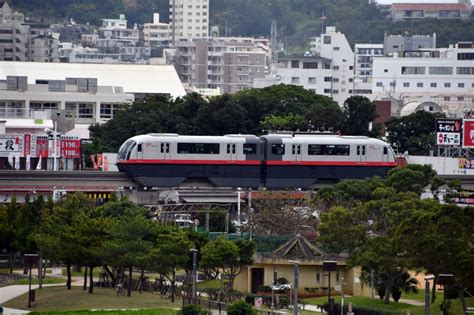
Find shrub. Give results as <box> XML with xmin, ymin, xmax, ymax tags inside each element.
<box><xmin>227</xmin><ymin>300</ymin><xmax>257</xmax><ymax>315</ymax></box>
<box><xmin>276</xmin><ymin>277</ymin><xmax>289</xmax><ymax>285</ymax></box>
<box><xmin>257</xmin><ymin>285</ymin><xmax>272</xmax><ymax>292</ymax></box>
<box><xmin>245</xmin><ymin>294</ymin><xmax>256</xmax><ymax>305</ymax></box>
<box><xmin>178</xmin><ymin>305</ymin><xmax>210</xmax><ymax>315</ymax></box>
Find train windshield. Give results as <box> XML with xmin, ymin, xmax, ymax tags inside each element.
<box><xmin>117</xmin><ymin>140</ymin><xmax>135</xmax><ymax>160</ymax></box>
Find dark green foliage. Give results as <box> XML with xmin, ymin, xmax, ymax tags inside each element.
<box><xmin>90</xmin><ymin>86</ymin><xmax>341</xmax><ymax>152</ymax></box>
<box><xmin>227</xmin><ymin>300</ymin><xmax>257</xmax><ymax>315</ymax></box>
<box><xmin>178</xmin><ymin>305</ymin><xmax>210</xmax><ymax>315</ymax></box>
<box><xmin>340</xmin><ymin>96</ymin><xmax>378</xmax><ymax>136</ymax></box>
<box><xmin>385</xmin><ymin>111</ymin><xmax>444</xmax><ymax>155</ymax></box>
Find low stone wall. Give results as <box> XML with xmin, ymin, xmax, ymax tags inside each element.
<box><xmin>0</xmin><ymin>272</ymin><xmax>27</xmax><ymax>285</ymax></box>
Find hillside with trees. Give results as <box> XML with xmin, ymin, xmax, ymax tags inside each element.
<box><xmin>7</xmin><ymin>0</ymin><xmax>474</xmax><ymax>48</ymax></box>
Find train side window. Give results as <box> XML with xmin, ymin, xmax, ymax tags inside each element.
<box><xmin>227</xmin><ymin>144</ymin><xmax>231</xmax><ymax>154</ymax></box>
<box><xmin>126</xmin><ymin>142</ymin><xmax>136</xmax><ymax>160</ymax></box>
<box><xmin>137</xmin><ymin>144</ymin><xmax>142</xmax><ymax>152</ymax></box>
<box><xmin>177</xmin><ymin>143</ymin><xmax>220</xmax><ymax>154</ymax></box>
<box><xmin>271</xmin><ymin>144</ymin><xmax>285</xmax><ymax>155</ymax></box>
<box><xmin>292</xmin><ymin>145</ymin><xmax>296</xmax><ymax>154</ymax></box>
<box><xmin>297</xmin><ymin>145</ymin><xmax>301</xmax><ymax>154</ymax></box>
<box><xmin>383</xmin><ymin>147</ymin><xmax>388</xmax><ymax>155</ymax></box>
<box><xmin>160</xmin><ymin>143</ymin><xmax>164</xmax><ymax>153</ymax></box>
<box><xmin>165</xmin><ymin>143</ymin><xmax>170</xmax><ymax>153</ymax></box>
<box><xmin>243</xmin><ymin>144</ymin><xmax>257</xmax><ymax>155</ymax></box>
<box><xmin>308</xmin><ymin>144</ymin><xmax>322</xmax><ymax>155</ymax></box>
<box><xmin>357</xmin><ymin>145</ymin><xmax>360</xmax><ymax>155</ymax></box>
<box><xmin>362</xmin><ymin>146</ymin><xmax>366</xmax><ymax>155</ymax></box>
<box><xmin>232</xmin><ymin>144</ymin><xmax>236</xmax><ymax>154</ymax></box>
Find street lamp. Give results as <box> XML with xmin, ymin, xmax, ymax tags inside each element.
<box><xmin>288</xmin><ymin>260</ymin><xmax>300</xmax><ymax>315</ymax></box>
<box><xmin>24</xmin><ymin>254</ymin><xmax>39</xmax><ymax>308</ymax></box>
<box><xmin>437</xmin><ymin>274</ymin><xmax>454</xmax><ymax>315</ymax></box>
<box><xmin>323</xmin><ymin>261</ymin><xmax>337</xmax><ymax>315</ymax></box>
<box><xmin>190</xmin><ymin>248</ymin><xmax>198</xmax><ymax>305</ymax></box>
<box><xmin>424</xmin><ymin>274</ymin><xmax>435</xmax><ymax>315</ymax></box>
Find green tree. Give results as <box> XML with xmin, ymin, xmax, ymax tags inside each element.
<box><xmin>153</xmin><ymin>229</ymin><xmax>193</xmax><ymax>302</ymax></box>
<box><xmin>340</xmin><ymin>96</ymin><xmax>378</xmax><ymax>136</ymax></box>
<box><xmin>0</xmin><ymin>196</ymin><xmax>19</xmax><ymax>273</ymax></box>
<box><xmin>101</xmin><ymin>203</ymin><xmax>156</xmax><ymax>297</ymax></box>
<box><xmin>385</xmin><ymin>111</ymin><xmax>444</xmax><ymax>155</ymax></box>
<box><xmin>201</xmin><ymin>238</ymin><xmax>255</xmax><ymax>296</ymax></box>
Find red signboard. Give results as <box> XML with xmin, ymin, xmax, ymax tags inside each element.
<box><xmin>23</xmin><ymin>134</ymin><xmax>31</xmax><ymax>156</ymax></box>
<box><xmin>60</xmin><ymin>139</ymin><xmax>80</xmax><ymax>158</ymax></box>
<box><xmin>463</xmin><ymin>119</ymin><xmax>474</xmax><ymax>148</ymax></box>
<box><xmin>36</xmin><ymin>137</ymin><xmax>49</xmax><ymax>158</ymax></box>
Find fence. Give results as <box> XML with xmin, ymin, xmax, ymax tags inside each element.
<box><xmin>182</xmin><ymin>296</ymin><xmax>288</xmax><ymax>315</ymax></box>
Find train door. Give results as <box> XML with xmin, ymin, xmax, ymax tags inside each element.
<box><xmin>227</xmin><ymin>143</ymin><xmax>237</xmax><ymax>161</ymax></box>
<box><xmin>161</xmin><ymin>142</ymin><xmax>170</xmax><ymax>160</ymax></box>
<box><xmin>357</xmin><ymin>145</ymin><xmax>367</xmax><ymax>162</ymax></box>
<box><xmin>292</xmin><ymin>144</ymin><xmax>302</xmax><ymax>161</ymax></box>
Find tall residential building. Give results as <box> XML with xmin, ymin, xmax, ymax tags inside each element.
<box><xmin>308</xmin><ymin>26</ymin><xmax>355</xmax><ymax>105</ymax></box>
<box><xmin>169</xmin><ymin>0</ymin><xmax>209</xmax><ymax>44</ymax></box>
<box><xmin>0</xmin><ymin>2</ymin><xmax>58</xmax><ymax>62</ymax></box>
<box><xmin>143</xmin><ymin>13</ymin><xmax>171</xmax><ymax>47</ymax></box>
<box><xmin>353</xmin><ymin>44</ymin><xmax>384</xmax><ymax>97</ymax></box>
<box><xmin>171</xmin><ymin>37</ymin><xmax>267</xmax><ymax>94</ymax></box>
<box><xmin>100</xmin><ymin>14</ymin><xmax>139</xmax><ymax>47</ymax></box>
<box><xmin>372</xmin><ymin>42</ymin><xmax>474</xmax><ymax>116</ymax></box>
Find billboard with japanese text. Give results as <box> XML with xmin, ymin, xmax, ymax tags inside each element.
<box><xmin>463</xmin><ymin>119</ymin><xmax>474</xmax><ymax>148</ymax></box>
<box><xmin>436</xmin><ymin>119</ymin><xmax>462</xmax><ymax>146</ymax></box>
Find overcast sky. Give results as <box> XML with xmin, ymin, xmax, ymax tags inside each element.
<box><xmin>377</xmin><ymin>0</ymin><xmax>459</xmax><ymax>3</ymax></box>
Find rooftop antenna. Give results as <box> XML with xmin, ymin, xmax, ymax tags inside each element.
<box><xmin>270</xmin><ymin>20</ymin><xmax>278</xmax><ymax>63</ymax></box>
<box><xmin>319</xmin><ymin>11</ymin><xmax>327</xmax><ymax>35</ymax></box>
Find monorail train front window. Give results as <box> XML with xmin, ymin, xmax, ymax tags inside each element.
<box><xmin>117</xmin><ymin>140</ymin><xmax>134</xmax><ymax>160</ymax></box>
<box><xmin>126</xmin><ymin>142</ymin><xmax>137</xmax><ymax>160</ymax></box>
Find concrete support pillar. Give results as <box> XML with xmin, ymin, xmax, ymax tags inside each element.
<box><xmin>95</xmin><ymin>102</ymin><xmax>101</xmax><ymax>123</ymax></box>
<box><xmin>24</xmin><ymin>100</ymin><xmax>30</xmax><ymax>118</ymax></box>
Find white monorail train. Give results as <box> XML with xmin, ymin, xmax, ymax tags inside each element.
<box><xmin>116</xmin><ymin>133</ymin><xmax>397</xmax><ymax>189</ymax></box>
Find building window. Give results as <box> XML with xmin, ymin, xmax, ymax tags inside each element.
<box><xmin>308</xmin><ymin>77</ymin><xmax>316</xmax><ymax>84</ymax></box>
<box><xmin>316</xmin><ymin>272</ymin><xmax>320</xmax><ymax>282</ymax></box>
<box><xmin>458</xmin><ymin>96</ymin><xmax>465</xmax><ymax>101</ymax></box>
<box><xmin>444</xmin><ymin>83</ymin><xmax>451</xmax><ymax>88</ymax></box>
<box><xmin>417</xmin><ymin>82</ymin><xmax>423</xmax><ymax>88</ymax></box>
<box><xmin>291</xmin><ymin>60</ymin><xmax>299</xmax><ymax>68</ymax></box>
<box><xmin>324</xmin><ymin>89</ymin><xmax>332</xmax><ymax>94</ymax></box>
<box><xmin>444</xmin><ymin>96</ymin><xmax>450</xmax><ymax>101</ymax></box>
<box><xmin>333</xmin><ymin>47</ymin><xmax>340</xmax><ymax>51</ymax></box>
<box><xmin>333</xmin><ymin>66</ymin><xmax>339</xmax><ymax>70</ymax></box>
<box><xmin>403</xmin><ymin>82</ymin><xmax>410</xmax><ymax>87</ymax></box>
<box><xmin>457</xmin><ymin>67</ymin><xmax>474</xmax><ymax>75</ymax></box>
<box><xmin>100</xmin><ymin>104</ymin><xmax>112</xmax><ymax>119</ymax></box>
<box><xmin>376</xmin><ymin>82</ymin><xmax>383</xmax><ymax>87</ymax></box>
<box><xmin>430</xmin><ymin>83</ymin><xmax>437</xmax><ymax>88</ymax></box>
<box><xmin>458</xmin><ymin>83</ymin><xmax>465</xmax><ymax>88</ymax></box>
<box><xmin>429</xmin><ymin>67</ymin><xmax>453</xmax><ymax>75</ymax></box>
<box><xmin>303</xmin><ymin>62</ymin><xmax>318</xmax><ymax>69</ymax></box>
<box><xmin>291</xmin><ymin>77</ymin><xmax>300</xmax><ymax>84</ymax></box>
<box><xmin>323</xmin><ymin>36</ymin><xmax>331</xmax><ymax>45</ymax></box>
<box><xmin>457</xmin><ymin>53</ymin><xmax>474</xmax><ymax>60</ymax></box>
<box><xmin>78</xmin><ymin>103</ymin><xmax>94</xmax><ymax>119</ymax></box>
<box><xmin>401</xmin><ymin>67</ymin><xmax>425</xmax><ymax>75</ymax></box>
<box><xmin>384</xmin><ymin>69</ymin><xmax>388</xmax><ymax>73</ymax></box>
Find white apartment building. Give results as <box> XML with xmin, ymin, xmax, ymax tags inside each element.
<box><xmin>100</xmin><ymin>15</ymin><xmax>139</xmax><ymax>47</ymax></box>
<box><xmin>0</xmin><ymin>2</ymin><xmax>59</xmax><ymax>62</ymax></box>
<box><xmin>353</xmin><ymin>44</ymin><xmax>384</xmax><ymax>97</ymax></box>
<box><xmin>169</xmin><ymin>0</ymin><xmax>209</xmax><ymax>43</ymax></box>
<box><xmin>390</xmin><ymin>2</ymin><xmax>471</xmax><ymax>21</ymax></box>
<box><xmin>144</xmin><ymin>13</ymin><xmax>171</xmax><ymax>47</ymax></box>
<box><xmin>254</xmin><ymin>56</ymin><xmax>334</xmax><ymax>97</ymax></box>
<box><xmin>372</xmin><ymin>42</ymin><xmax>474</xmax><ymax>115</ymax></box>
<box><xmin>171</xmin><ymin>37</ymin><xmax>267</xmax><ymax>94</ymax></box>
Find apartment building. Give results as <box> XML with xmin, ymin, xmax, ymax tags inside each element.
<box><xmin>390</xmin><ymin>2</ymin><xmax>471</xmax><ymax>21</ymax></box>
<box><xmin>384</xmin><ymin>33</ymin><xmax>436</xmax><ymax>56</ymax></box>
<box><xmin>144</xmin><ymin>13</ymin><xmax>171</xmax><ymax>48</ymax></box>
<box><xmin>353</xmin><ymin>44</ymin><xmax>384</xmax><ymax>97</ymax></box>
<box><xmin>100</xmin><ymin>15</ymin><xmax>139</xmax><ymax>47</ymax></box>
<box><xmin>169</xmin><ymin>0</ymin><xmax>209</xmax><ymax>44</ymax></box>
<box><xmin>0</xmin><ymin>2</ymin><xmax>58</xmax><ymax>62</ymax></box>
<box><xmin>254</xmin><ymin>55</ymin><xmax>333</xmax><ymax>96</ymax></box>
<box><xmin>372</xmin><ymin>42</ymin><xmax>474</xmax><ymax>115</ymax></box>
<box><xmin>171</xmin><ymin>37</ymin><xmax>267</xmax><ymax>94</ymax></box>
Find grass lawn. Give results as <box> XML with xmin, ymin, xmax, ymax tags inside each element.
<box><xmin>0</xmin><ymin>276</ymin><xmax>66</xmax><ymax>287</ymax></box>
<box><xmin>304</xmin><ymin>295</ymin><xmax>474</xmax><ymax>315</ymax></box>
<box><xmin>30</xmin><ymin>310</ymin><xmax>177</xmax><ymax>315</ymax></box>
<box><xmin>4</xmin><ymin>286</ymin><xmax>181</xmax><ymax>313</ymax></box>
<box><xmin>196</xmin><ymin>279</ymin><xmax>228</xmax><ymax>289</ymax></box>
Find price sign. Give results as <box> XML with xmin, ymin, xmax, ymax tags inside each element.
<box><xmin>60</xmin><ymin>139</ymin><xmax>80</xmax><ymax>158</ymax></box>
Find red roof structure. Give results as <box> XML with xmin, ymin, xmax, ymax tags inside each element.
<box><xmin>392</xmin><ymin>3</ymin><xmax>470</xmax><ymax>11</ymax></box>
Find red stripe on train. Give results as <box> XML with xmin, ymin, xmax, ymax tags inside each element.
<box><xmin>118</xmin><ymin>159</ymin><xmax>262</xmax><ymax>165</ymax></box>
<box><xmin>265</xmin><ymin>161</ymin><xmax>397</xmax><ymax>167</ymax></box>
